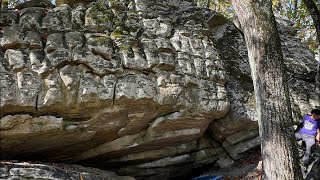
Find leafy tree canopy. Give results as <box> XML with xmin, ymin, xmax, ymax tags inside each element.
<box><xmin>195</xmin><ymin>0</ymin><xmax>319</xmax><ymax>54</ymax></box>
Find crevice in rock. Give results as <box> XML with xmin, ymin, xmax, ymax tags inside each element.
<box><xmin>0</xmin><ymin>111</ymin><xmax>90</xmax><ymax>122</ymax></box>
<box><xmin>112</xmin><ymin>78</ymin><xmax>118</xmax><ymax>106</ymax></box>
<box><xmin>201</xmin><ymin>130</ymin><xmax>236</xmax><ymax>161</ymax></box>
<box><xmin>73</xmin><ymin>73</ymin><xmax>81</xmax><ymax>107</ymax></box>
<box><xmin>35</xmin><ymin>93</ymin><xmax>39</xmax><ymax>111</ymax></box>
<box><xmin>40</xmin><ymin>60</ymin><xmax>110</xmax><ymax>79</ymax></box>
<box><xmin>63</xmin><ymin>116</ymin><xmax>91</xmax><ymax>122</ymax></box>
<box><xmin>121</xmin><ymin>64</ymin><xmax>156</xmax><ymax>76</ymax></box>
<box><xmin>90</xmin><ymin>48</ymin><xmax>112</xmax><ymax>61</ymax></box>
<box><xmin>152</xmin><ymin>110</ymin><xmax>181</xmax><ymax>122</ymax></box>
<box><xmin>220</xmin><ymin>143</ymin><xmax>235</xmax><ymax>161</ymax></box>
<box><xmin>297</xmin><ymin>77</ymin><xmax>316</xmax><ymax>83</ymax></box>
<box><xmin>287</xmin><ymin>75</ymin><xmax>316</xmax><ymax>84</ymax></box>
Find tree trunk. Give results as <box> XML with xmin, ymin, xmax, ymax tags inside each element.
<box><xmin>302</xmin><ymin>0</ymin><xmax>320</xmax><ymax>94</ymax></box>
<box><xmin>292</xmin><ymin>0</ymin><xmax>298</xmax><ymax>20</ymax></box>
<box><xmin>229</xmin><ymin>0</ymin><xmax>302</xmax><ymax>179</ymax></box>
<box><xmin>302</xmin><ymin>0</ymin><xmax>320</xmax><ymax>48</ymax></box>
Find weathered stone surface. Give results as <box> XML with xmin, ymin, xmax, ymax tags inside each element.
<box><xmin>0</xmin><ymin>161</ymin><xmax>134</xmax><ymax>180</ymax></box>
<box><xmin>216</xmin><ymin>156</ymin><xmax>235</xmax><ymax>169</ymax></box>
<box><xmin>0</xmin><ymin>0</ymin><xmax>319</xmax><ymax>179</ymax></box>
<box><xmin>222</xmin><ymin>129</ymin><xmax>259</xmax><ymax>148</ymax></box>
<box><xmin>15</xmin><ymin>0</ymin><xmax>54</xmax><ymax>10</ymax></box>
<box><xmin>72</xmin><ymin>5</ymin><xmax>86</xmax><ymax>29</ymax></box>
<box><xmin>4</xmin><ymin>49</ymin><xmax>26</xmax><ymax>71</ymax></box>
<box><xmin>19</xmin><ymin>7</ymin><xmax>45</xmax><ymax>31</ymax></box>
<box><xmin>225</xmin><ymin>136</ymin><xmax>261</xmax><ymax>160</ymax></box>
<box><xmin>193</xmin><ymin>147</ymin><xmax>225</xmax><ymax>167</ymax></box>
<box><xmin>0</xmin><ymin>11</ymin><xmax>18</xmax><ymax>26</ymax></box>
<box><xmin>56</xmin><ymin>0</ymin><xmax>95</xmax><ymax>7</ymax></box>
<box><xmin>24</xmin><ymin>31</ymin><xmax>43</xmax><ymax>49</ymax></box>
<box><xmin>0</xmin><ymin>25</ymin><xmax>24</xmax><ymax>49</ymax></box>
<box><xmin>107</xmin><ymin>141</ymin><xmax>197</xmax><ymax>164</ymax></box>
<box><xmin>289</xmin><ymin>78</ymin><xmax>320</xmax><ymax>117</ymax></box>
<box><xmin>42</xmin><ymin>5</ymin><xmax>73</xmax><ymax>32</ymax></box>
<box><xmin>85</xmin><ymin>1</ymin><xmax>114</xmax><ymax>32</ymax></box>
<box><xmin>207</xmin><ymin>15</ymin><xmax>257</xmax><ymax>147</ymax></box>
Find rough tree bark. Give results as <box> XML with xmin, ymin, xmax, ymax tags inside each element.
<box><xmin>302</xmin><ymin>0</ymin><xmax>320</xmax><ymax>93</ymax></box>
<box><xmin>302</xmin><ymin>0</ymin><xmax>320</xmax><ymax>51</ymax></box>
<box><xmin>229</xmin><ymin>0</ymin><xmax>302</xmax><ymax>179</ymax></box>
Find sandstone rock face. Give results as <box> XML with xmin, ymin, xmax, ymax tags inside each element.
<box><xmin>0</xmin><ymin>0</ymin><xmax>319</xmax><ymax>179</ymax></box>
<box><xmin>0</xmin><ymin>161</ymin><xmax>134</xmax><ymax>180</ymax></box>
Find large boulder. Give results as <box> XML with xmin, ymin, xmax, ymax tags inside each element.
<box><xmin>0</xmin><ymin>161</ymin><xmax>134</xmax><ymax>180</ymax></box>
<box><xmin>0</xmin><ymin>0</ymin><xmax>319</xmax><ymax>179</ymax></box>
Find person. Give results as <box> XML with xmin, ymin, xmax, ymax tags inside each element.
<box><xmin>295</xmin><ymin>108</ymin><xmax>320</xmax><ymax>165</ymax></box>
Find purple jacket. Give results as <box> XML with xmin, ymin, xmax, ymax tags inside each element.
<box><xmin>299</xmin><ymin>114</ymin><xmax>320</xmax><ymax>136</ymax></box>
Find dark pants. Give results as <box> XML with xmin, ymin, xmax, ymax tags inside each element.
<box><xmin>295</xmin><ymin>132</ymin><xmax>315</xmax><ymax>164</ymax></box>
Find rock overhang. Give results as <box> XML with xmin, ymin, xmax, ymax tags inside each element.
<box><xmin>0</xmin><ymin>0</ymin><xmax>319</xmax><ymax>179</ymax></box>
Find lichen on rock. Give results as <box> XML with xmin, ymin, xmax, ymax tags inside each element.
<box><xmin>0</xmin><ymin>0</ymin><xmax>319</xmax><ymax>179</ymax></box>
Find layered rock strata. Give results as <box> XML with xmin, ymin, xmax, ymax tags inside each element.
<box><xmin>0</xmin><ymin>0</ymin><xmax>319</xmax><ymax>179</ymax></box>
<box><xmin>0</xmin><ymin>161</ymin><xmax>134</xmax><ymax>180</ymax></box>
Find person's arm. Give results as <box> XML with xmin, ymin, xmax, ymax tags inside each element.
<box><xmin>295</xmin><ymin>116</ymin><xmax>305</xmax><ymax>132</ymax></box>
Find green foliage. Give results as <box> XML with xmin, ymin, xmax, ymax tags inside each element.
<box><xmin>271</xmin><ymin>0</ymin><xmax>319</xmax><ymax>53</ymax></box>
<box><xmin>87</xmin><ymin>0</ymin><xmax>113</xmax><ymax>23</ymax></box>
<box><xmin>2</xmin><ymin>0</ymin><xmax>22</xmax><ymax>9</ymax></box>
<box><xmin>195</xmin><ymin>0</ymin><xmax>234</xmax><ymax>18</ymax></box>
<box><xmin>195</xmin><ymin>0</ymin><xmax>319</xmax><ymax>54</ymax></box>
